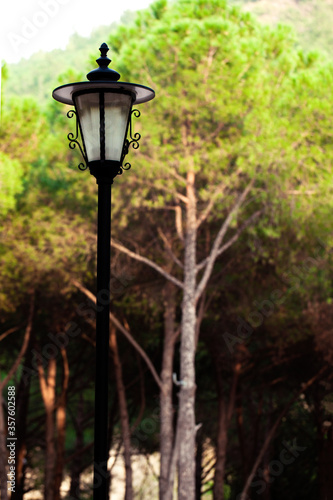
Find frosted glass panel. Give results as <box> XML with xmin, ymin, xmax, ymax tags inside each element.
<box><xmin>75</xmin><ymin>92</ymin><xmax>133</xmax><ymax>163</ymax></box>
<box><xmin>75</xmin><ymin>93</ymin><xmax>100</xmax><ymax>162</ymax></box>
<box><xmin>104</xmin><ymin>93</ymin><xmax>132</xmax><ymax>162</ymax></box>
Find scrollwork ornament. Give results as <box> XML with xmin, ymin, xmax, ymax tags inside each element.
<box><xmin>120</xmin><ymin>109</ymin><xmax>142</xmax><ymax>171</ymax></box>
<box><xmin>128</xmin><ymin>109</ymin><xmax>141</xmax><ymax>150</ymax></box>
<box><xmin>67</xmin><ymin>109</ymin><xmax>88</xmax><ymax>171</ymax></box>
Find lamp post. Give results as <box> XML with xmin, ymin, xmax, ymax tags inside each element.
<box><xmin>52</xmin><ymin>43</ymin><xmax>154</xmax><ymax>500</ymax></box>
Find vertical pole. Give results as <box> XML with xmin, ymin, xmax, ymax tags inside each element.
<box><xmin>93</xmin><ymin>180</ymin><xmax>112</xmax><ymax>500</ymax></box>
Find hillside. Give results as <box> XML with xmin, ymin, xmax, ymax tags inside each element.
<box><xmin>3</xmin><ymin>0</ymin><xmax>333</xmax><ymax>106</ymax></box>
<box><xmin>232</xmin><ymin>0</ymin><xmax>333</xmax><ymax>57</ymax></box>
<box><xmin>2</xmin><ymin>11</ymin><xmax>137</xmax><ymax>107</ymax></box>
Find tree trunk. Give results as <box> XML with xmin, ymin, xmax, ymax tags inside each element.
<box><xmin>195</xmin><ymin>430</ymin><xmax>203</xmax><ymax>500</ymax></box>
<box><xmin>159</xmin><ymin>283</ymin><xmax>177</xmax><ymax>500</ymax></box>
<box><xmin>107</xmin><ymin>392</ymin><xmax>118</xmax><ymax>496</ymax></box>
<box><xmin>37</xmin><ymin>355</ymin><xmax>57</xmax><ymax>500</ymax></box>
<box><xmin>0</xmin><ymin>394</ymin><xmax>8</xmax><ymax>500</ymax></box>
<box><xmin>319</xmin><ymin>426</ymin><xmax>333</xmax><ymax>500</ymax></box>
<box><xmin>238</xmin><ymin>368</ymin><xmax>325</xmax><ymax>500</ymax></box>
<box><xmin>213</xmin><ymin>404</ymin><xmax>228</xmax><ymax>500</ymax></box>
<box><xmin>109</xmin><ymin>325</ymin><xmax>133</xmax><ymax>500</ymax></box>
<box><xmin>12</xmin><ymin>331</ymin><xmax>34</xmax><ymax>500</ymax></box>
<box><xmin>69</xmin><ymin>394</ymin><xmax>85</xmax><ymax>499</ymax></box>
<box><xmin>54</xmin><ymin>348</ymin><xmax>69</xmax><ymax>500</ymax></box>
<box><xmin>177</xmin><ymin>170</ymin><xmax>197</xmax><ymax>500</ymax></box>
<box><xmin>0</xmin><ymin>296</ymin><xmax>34</xmax><ymax>500</ymax></box>
<box><xmin>213</xmin><ymin>363</ymin><xmax>239</xmax><ymax>500</ymax></box>
<box><xmin>236</xmin><ymin>394</ymin><xmax>247</xmax><ymax>483</ymax></box>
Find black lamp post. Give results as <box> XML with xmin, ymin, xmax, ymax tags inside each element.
<box><xmin>52</xmin><ymin>43</ymin><xmax>154</xmax><ymax>500</ymax></box>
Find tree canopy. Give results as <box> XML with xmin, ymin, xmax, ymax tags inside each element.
<box><xmin>1</xmin><ymin>0</ymin><xmax>333</xmax><ymax>499</ymax></box>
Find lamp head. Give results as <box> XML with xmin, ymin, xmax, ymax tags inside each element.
<box><xmin>52</xmin><ymin>43</ymin><xmax>155</xmax><ymax>183</ymax></box>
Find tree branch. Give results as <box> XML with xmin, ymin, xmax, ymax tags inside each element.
<box><xmin>195</xmin><ymin>182</ymin><xmax>255</xmax><ymax>301</ymax></box>
<box><xmin>145</xmin><ymin>180</ymin><xmax>189</xmax><ymax>205</ymax></box>
<box><xmin>196</xmin><ymin>209</ymin><xmax>261</xmax><ymax>272</ymax></box>
<box><xmin>0</xmin><ymin>323</ymin><xmax>25</xmax><ymax>343</ymax></box>
<box><xmin>196</xmin><ymin>183</ymin><xmax>227</xmax><ymax>229</ymax></box>
<box><xmin>175</xmin><ymin>205</ymin><xmax>184</xmax><ymax>243</ymax></box>
<box><xmin>0</xmin><ymin>294</ymin><xmax>34</xmax><ymax>391</ymax></box>
<box><xmin>111</xmin><ymin>239</ymin><xmax>184</xmax><ymax>290</ymax></box>
<box><xmin>71</xmin><ymin>280</ymin><xmax>163</xmax><ymax>391</ymax></box>
<box><xmin>157</xmin><ymin>226</ymin><xmax>183</xmax><ymax>269</ymax></box>
<box><xmin>239</xmin><ymin>366</ymin><xmax>327</xmax><ymax>500</ymax></box>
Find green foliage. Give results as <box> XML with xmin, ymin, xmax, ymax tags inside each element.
<box><xmin>232</xmin><ymin>0</ymin><xmax>333</xmax><ymax>59</ymax></box>
<box><xmin>1</xmin><ymin>1</ymin><xmax>333</xmax><ymax>498</ymax></box>
<box><xmin>3</xmin><ymin>25</ymin><xmax>119</xmax><ymax>107</ymax></box>
<box><xmin>106</xmin><ymin>0</ymin><xmax>333</xmax><ymax>264</ymax></box>
<box><xmin>0</xmin><ymin>152</ymin><xmax>23</xmax><ymax>215</ymax></box>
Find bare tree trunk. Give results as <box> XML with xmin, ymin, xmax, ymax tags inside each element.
<box><xmin>238</xmin><ymin>368</ymin><xmax>326</xmax><ymax>500</ymax></box>
<box><xmin>319</xmin><ymin>426</ymin><xmax>333</xmax><ymax>500</ymax></box>
<box><xmin>107</xmin><ymin>392</ymin><xmax>118</xmax><ymax>496</ymax></box>
<box><xmin>195</xmin><ymin>430</ymin><xmax>203</xmax><ymax>500</ymax></box>
<box><xmin>0</xmin><ymin>295</ymin><xmax>34</xmax><ymax>500</ymax></box>
<box><xmin>236</xmin><ymin>393</ymin><xmax>247</xmax><ymax>482</ymax></box>
<box><xmin>37</xmin><ymin>355</ymin><xmax>57</xmax><ymax>500</ymax></box>
<box><xmin>107</xmin><ymin>176</ymin><xmax>257</xmax><ymax>500</ymax></box>
<box><xmin>159</xmin><ymin>283</ymin><xmax>177</xmax><ymax>500</ymax></box>
<box><xmin>213</xmin><ymin>363</ymin><xmax>239</xmax><ymax>500</ymax></box>
<box><xmin>12</xmin><ymin>329</ymin><xmax>35</xmax><ymax>500</ymax></box>
<box><xmin>178</xmin><ymin>170</ymin><xmax>197</xmax><ymax>500</ymax></box>
<box><xmin>213</xmin><ymin>404</ymin><xmax>228</xmax><ymax>500</ymax></box>
<box><xmin>109</xmin><ymin>325</ymin><xmax>133</xmax><ymax>500</ymax></box>
<box><xmin>54</xmin><ymin>348</ymin><xmax>69</xmax><ymax>500</ymax></box>
<box><xmin>69</xmin><ymin>395</ymin><xmax>85</xmax><ymax>499</ymax></box>
<box><xmin>0</xmin><ymin>394</ymin><xmax>8</xmax><ymax>500</ymax></box>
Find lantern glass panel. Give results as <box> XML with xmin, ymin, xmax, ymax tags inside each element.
<box><xmin>104</xmin><ymin>93</ymin><xmax>132</xmax><ymax>162</ymax></box>
<box><xmin>75</xmin><ymin>93</ymin><xmax>100</xmax><ymax>162</ymax></box>
<box><xmin>75</xmin><ymin>92</ymin><xmax>133</xmax><ymax>164</ymax></box>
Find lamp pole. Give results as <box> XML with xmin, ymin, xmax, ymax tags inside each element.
<box><xmin>94</xmin><ymin>179</ymin><xmax>111</xmax><ymax>497</ymax></box>
<box><xmin>52</xmin><ymin>43</ymin><xmax>155</xmax><ymax>499</ymax></box>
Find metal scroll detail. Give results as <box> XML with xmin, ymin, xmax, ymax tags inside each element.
<box><xmin>119</xmin><ymin>109</ymin><xmax>141</xmax><ymax>174</ymax></box>
<box><xmin>66</xmin><ymin>108</ymin><xmax>141</xmax><ymax>175</ymax></box>
<box><xmin>67</xmin><ymin>110</ymin><xmax>88</xmax><ymax>171</ymax></box>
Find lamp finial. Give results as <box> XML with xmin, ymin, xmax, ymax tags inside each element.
<box><xmin>86</xmin><ymin>43</ymin><xmax>121</xmax><ymax>82</ymax></box>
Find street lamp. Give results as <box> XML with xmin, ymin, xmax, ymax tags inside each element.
<box><xmin>52</xmin><ymin>43</ymin><xmax>155</xmax><ymax>500</ymax></box>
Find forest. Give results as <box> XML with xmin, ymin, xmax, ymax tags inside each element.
<box><xmin>1</xmin><ymin>0</ymin><xmax>333</xmax><ymax>499</ymax></box>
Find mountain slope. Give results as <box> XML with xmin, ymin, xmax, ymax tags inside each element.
<box><xmin>232</xmin><ymin>0</ymin><xmax>333</xmax><ymax>57</ymax></box>
<box><xmin>3</xmin><ymin>0</ymin><xmax>333</xmax><ymax>107</ymax></box>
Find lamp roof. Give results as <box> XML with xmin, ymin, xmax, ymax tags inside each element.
<box><xmin>52</xmin><ymin>43</ymin><xmax>155</xmax><ymax>105</ymax></box>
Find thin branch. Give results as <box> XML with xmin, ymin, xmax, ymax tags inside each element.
<box><xmin>169</xmin><ymin>168</ymin><xmax>188</xmax><ymax>186</ymax></box>
<box><xmin>130</xmin><ymin>353</ymin><xmax>146</xmax><ymax>434</ymax></box>
<box><xmin>111</xmin><ymin>239</ymin><xmax>184</xmax><ymax>290</ymax></box>
<box><xmin>287</xmin><ymin>190</ymin><xmax>317</xmax><ymax>195</ymax></box>
<box><xmin>195</xmin><ymin>291</ymin><xmax>206</xmax><ymax>347</ymax></box>
<box><xmin>157</xmin><ymin>227</ymin><xmax>183</xmax><ymax>269</ymax></box>
<box><xmin>196</xmin><ymin>183</ymin><xmax>227</xmax><ymax>228</ymax></box>
<box><xmin>71</xmin><ymin>280</ymin><xmax>163</xmax><ymax>391</ymax></box>
<box><xmin>138</xmin><ymin>205</ymin><xmax>184</xmax><ymax>243</ymax></box>
<box><xmin>145</xmin><ymin>180</ymin><xmax>189</xmax><ymax>205</ymax></box>
<box><xmin>239</xmin><ymin>366</ymin><xmax>327</xmax><ymax>500</ymax></box>
<box><xmin>196</xmin><ymin>209</ymin><xmax>261</xmax><ymax>272</ymax></box>
<box><xmin>195</xmin><ymin>181</ymin><xmax>255</xmax><ymax>301</ymax></box>
<box><xmin>0</xmin><ymin>294</ymin><xmax>34</xmax><ymax>391</ymax></box>
<box><xmin>175</xmin><ymin>205</ymin><xmax>184</xmax><ymax>243</ymax></box>
<box><xmin>81</xmin><ymin>333</ymin><xmax>95</xmax><ymax>347</ymax></box>
<box><xmin>0</xmin><ymin>323</ymin><xmax>25</xmax><ymax>343</ymax></box>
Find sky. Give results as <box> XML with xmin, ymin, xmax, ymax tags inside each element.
<box><xmin>0</xmin><ymin>0</ymin><xmax>154</xmax><ymax>64</ymax></box>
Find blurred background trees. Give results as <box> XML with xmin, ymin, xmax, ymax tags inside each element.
<box><xmin>1</xmin><ymin>0</ymin><xmax>333</xmax><ymax>499</ymax></box>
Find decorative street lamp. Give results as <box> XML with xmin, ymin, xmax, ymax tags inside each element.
<box><xmin>52</xmin><ymin>43</ymin><xmax>155</xmax><ymax>500</ymax></box>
